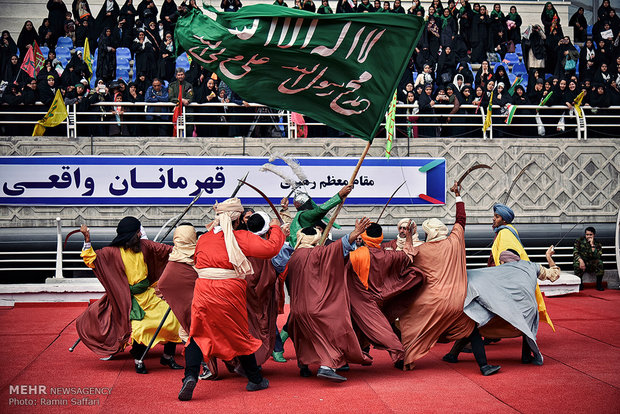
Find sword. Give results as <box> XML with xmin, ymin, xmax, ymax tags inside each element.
<box><xmin>138</xmin><ymin>172</ymin><xmax>249</xmax><ymax>364</ymax></box>
<box><xmin>156</xmin><ymin>190</ymin><xmax>204</xmax><ymax>242</ymax></box>
<box><xmin>457</xmin><ymin>164</ymin><xmax>491</xmax><ymax>187</ymax></box>
<box><xmin>238</xmin><ymin>179</ymin><xmax>284</xmax><ymax>225</ymax></box>
<box><xmin>552</xmin><ymin>219</ymin><xmax>585</xmax><ymax>252</ymax></box>
<box><xmin>376</xmin><ymin>181</ymin><xmax>406</xmax><ymax>223</ymax></box>
<box><xmin>231</xmin><ymin>171</ymin><xmax>249</xmax><ymax>197</ymax></box>
<box><xmin>504</xmin><ymin>161</ymin><xmax>534</xmax><ymax>205</ymax></box>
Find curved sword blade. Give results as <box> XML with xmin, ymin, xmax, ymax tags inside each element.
<box><xmin>238</xmin><ymin>179</ymin><xmax>284</xmax><ymax>225</ymax></box>
<box><xmin>376</xmin><ymin>181</ymin><xmax>407</xmax><ymax>223</ymax></box>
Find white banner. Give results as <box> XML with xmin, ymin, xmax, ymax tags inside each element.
<box><xmin>0</xmin><ymin>156</ymin><xmax>446</xmax><ymax>206</ymax></box>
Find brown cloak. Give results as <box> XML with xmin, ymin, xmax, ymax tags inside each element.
<box><xmin>398</xmin><ymin>202</ymin><xmax>476</xmax><ymax>370</ymax></box>
<box><xmin>346</xmin><ymin>248</ymin><xmax>423</xmax><ymax>363</ymax></box>
<box><xmin>75</xmin><ymin>240</ymin><xmax>172</xmax><ymax>356</ymax></box>
<box><xmin>158</xmin><ymin>261</ymin><xmax>198</xmax><ymax>334</ymax></box>
<box><xmin>287</xmin><ymin>239</ymin><xmax>372</xmax><ymax>369</ymax></box>
<box><xmin>246</xmin><ymin>257</ymin><xmax>279</xmax><ymax>365</ymax></box>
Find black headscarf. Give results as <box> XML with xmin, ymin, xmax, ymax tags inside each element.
<box><xmin>110</xmin><ymin>216</ymin><xmax>141</xmax><ymax>246</ymax></box>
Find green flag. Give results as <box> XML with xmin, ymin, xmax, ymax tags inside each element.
<box><xmin>175</xmin><ymin>5</ymin><xmax>424</xmax><ymax>141</ymax></box>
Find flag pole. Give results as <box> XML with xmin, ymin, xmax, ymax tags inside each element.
<box><xmin>318</xmin><ymin>139</ymin><xmax>372</xmax><ymax>245</ymax></box>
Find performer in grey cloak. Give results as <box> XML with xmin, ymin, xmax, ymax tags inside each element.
<box><xmin>443</xmin><ymin>246</ymin><xmax>560</xmax><ymax>366</ymax></box>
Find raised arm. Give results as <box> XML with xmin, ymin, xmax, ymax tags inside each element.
<box><xmin>537</xmin><ymin>245</ymin><xmax>560</xmax><ymax>282</ymax></box>
<box><xmin>80</xmin><ymin>224</ymin><xmax>96</xmax><ymax>269</ymax></box>
<box><xmin>450</xmin><ymin>181</ymin><xmax>466</xmax><ymax>228</ymax></box>
<box><xmin>298</xmin><ymin>184</ymin><xmax>352</xmax><ymax>228</ymax></box>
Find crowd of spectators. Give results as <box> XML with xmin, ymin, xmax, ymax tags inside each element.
<box><xmin>0</xmin><ymin>0</ymin><xmax>619</xmax><ymax>138</ymax></box>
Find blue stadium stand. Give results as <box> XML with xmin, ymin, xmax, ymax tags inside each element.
<box><xmin>116</xmin><ymin>47</ymin><xmax>131</xmax><ymax>60</ymax></box>
<box><xmin>512</xmin><ymin>62</ymin><xmax>527</xmax><ymax>76</ymax></box>
<box><xmin>56</xmin><ymin>37</ymin><xmax>73</xmax><ymax>50</ymax></box>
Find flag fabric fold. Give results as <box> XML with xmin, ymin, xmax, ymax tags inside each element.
<box><xmin>175</xmin><ymin>5</ymin><xmax>424</xmax><ymax>141</ymax></box>
<box><xmin>504</xmin><ymin>103</ymin><xmax>517</xmax><ymax>125</ymax></box>
<box><xmin>84</xmin><ymin>38</ymin><xmax>93</xmax><ymax>81</ymax></box>
<box><xmin>32</xmin><ymin>90</ymin><xmax>68</xmax><ymax>136</ymax></box>
<box><xmin>20</xmin><ymin>41</ymin><xmax>46</xmax><ymax>79</ymax></box>
<box><xmin>573</xmin><ymin>90</ymin><xmax>585</xmax><ymax>118</ymax></box>
<box><xmin>483</xmin><ymin>91</ymin><xmax>493</xmax><ymax>132</ymax></box>
<box><xmin>172</xmin><ymin>85</ymin><xmax>183</xmax><ymax>137</ymax></box>
<box><xmin>385</xmin><ymin>90</ymin><xmax>397</xmax><ymax>158</ymax></box>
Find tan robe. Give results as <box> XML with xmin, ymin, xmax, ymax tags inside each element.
<box><xmin>399</xmin><ymin>202</ymin><xmax>476</xmax><ymax>370</ymax></box>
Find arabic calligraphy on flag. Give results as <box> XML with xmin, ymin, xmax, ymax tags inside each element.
<box><xmin>175</xmin><ymin>5</ymin><xmax>424</xmax><ymax>141</ymax></box>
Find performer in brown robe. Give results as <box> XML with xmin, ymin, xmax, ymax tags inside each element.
<box><xmin>398</xmin><ymin>184</ymin><xmax>501</xmax><ymax>376</ymax></box>
<box><xmin>245</xmin><ymin>211</ymin><xmax>290</xmax><ymax>365</ymax></box>
<box><xmin>158</xmin><ymin>224</ymin><xmax>198</xmax><ymax>341</ymax></box>
<box><xmin>287</xmin><ymin>217</ymin><xmax>372</xmax><ymax>382</ymax></box>
<box><xmin>346</xmin><ymin>222</ymin><xmax>423</xmax><ymax>368</ymax></box>
<box><xmin>76</xmin><ymin>217</ymin><xmax>183</xmax><ymax>374</ymax></box>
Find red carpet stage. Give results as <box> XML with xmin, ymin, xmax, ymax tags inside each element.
<box><xmin>1</xmin><ymin>290</ymin><xmax>619</xmax><ymax>413</ymax></box>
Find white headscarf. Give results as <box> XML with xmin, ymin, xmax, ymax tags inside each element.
<box><xmin>213</xmin><ymin>198</ymin><xmax>253</xmax><ymax>277</ymax></box>
<box><xmin>295</xmin><ymin>228</ymin><xmax>322</xmax><ymax>249</ymax></box>
<box><xmin>422</xmin><ymin>218</ymin><xmax>449</xmax><ymax>242</ymax></box>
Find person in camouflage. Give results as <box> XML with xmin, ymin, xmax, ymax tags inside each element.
<box><xmin>573</xmin><ymin>227</ymin><xmax>605</xmax><ymax>291</ymax></box>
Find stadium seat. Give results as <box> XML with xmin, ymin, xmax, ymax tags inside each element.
<box><xmin>57</xmin><ymin>56</ymin><xmax>70</xmax><ymax>68</ymax></box>
<box><xmin>504</xmin><ymin>53</ymin><xmax>519</xmax><ymax>64</ymax></box>
<box><xmin>521</xmin><ymin>74</ymin><xmax>528</xmax><ymax>88</ymax></box>
<box><xmin>515</xmin><ymin>43</ymin><xmax>522</xmax><ymax>56</ymax></box>
<box><xmin>176</xmin><ymin>53</ymin><xmax>190</xmax><ymax>71</ymax></box>
<box><xmin>55</xmin><ymin>46</ymin><xmax>71</xmax><ymax>61</ymax></box>
<box><xmin>56</xmin><ymin>37</ymin><xmax>73</xmax><ymax>50</ymax></box>
<box><xmin>508</xmin><ymin>73</ymin><xmax>516</xmax><ymax>84</ymax></box>
<box><xmin>116</xmin><ymin>57</ymin><xmax>130</xmax><ymax>70</ymax></box>
<box><xmin>492</xmin><ymin>62</ymin><xmax>507</xmax><ymax>72</ymax></box>
<box><xmin>587</xmin><ymin>25</ymin><xmax>592</xmax><ymax>37</ymax></box>
<box><xmin>39</xmin><ymin>46</ymin><xmax>49</xmax><ymax>57</ymax></box>
<box><xmin>512</xmin><ymin>63</ymin><xmax>527</xmax><ymax>76</ymax></box>
<box><xmin>116</xmin><ymin>69</ymin><xmax>130</xmax><ymax>82</ymax></box>
<box><xmin>574</xmin><ymin>44</ymin><xmax>580</xmax><ymax>53</ymax></box>
<box><xmin>116</xmin><ymin>47</ymin><xmax>131</xmax><ymax>60</ymax></box>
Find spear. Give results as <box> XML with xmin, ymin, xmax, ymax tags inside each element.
<box><xmin>319</xmin><ymin>140</ymin><xmax>373</xmax><ymax>245</ymax></box>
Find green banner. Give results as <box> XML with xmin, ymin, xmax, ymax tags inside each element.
<box><xmin>175</xmin><ymin>5</ymin><xmax>424</xmax><ymax>141</ymax></box>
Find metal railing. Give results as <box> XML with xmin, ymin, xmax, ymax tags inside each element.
<box><xmin>1</xmin><ymin>102</ymin><xmax>618</xmax><ymax>140</ymax></box>
<box><xmin>0</xmin><ymin>216</ymin><xmax>616</xmax><ymax>282</ymax></box>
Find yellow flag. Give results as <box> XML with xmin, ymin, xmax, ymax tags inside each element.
<box><xmin>483</xmin><ymin>91</ymin><xmax>493</xmax><ymax>131</ymax></box>
<box><xmin>84</xmin><ymin>38</ymin><xmax>92</xmax><ymax>81</ymax></box>
<box><xmin>33</xmin><ymin>90</ymin><xmax>68</xmax><ymax>136</ymax></box>
<box><xmin>573</xmin><ymin>90</ymin><xmax>585</xmax><ymax>118</ymax></box>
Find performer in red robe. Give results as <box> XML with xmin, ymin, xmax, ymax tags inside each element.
<box><xmin>346</xmin><ymin>222</ymin><xmax>423</xmax><ymax>368</ymax></box>
<box><xmin>287</xmin><ymin>217</ymin><xmax>372</xmax><ymax>382</ymax></box>
<box><xmin>179</xmin><ymin>198</ymin><xmax>285</xmax><ymax>401</ymax></box>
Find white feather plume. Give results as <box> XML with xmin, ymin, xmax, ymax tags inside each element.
<box><xmin>260</xmin><ymin>163</ymin><xmax>297</xmax><ymax>188</ymax></box>
<box><xmin>269</xmin><ymin>153</ymin><xmax>309</xmax><ymax>183</ymax></box>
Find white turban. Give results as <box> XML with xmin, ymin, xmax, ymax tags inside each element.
<box><xmin>213</xmin><ymin>197</ymin><xmax>253</xmax><ymax>277</ymax></box>
<box><xmin>295</xmin><ymin>227</ymin><xmax>322</xmax><ymax>249</ymax></box>
<box><xmin>398</xmin><ymin>218</ymin><xmax>410</xmax><ymax>228</ymax></box>
<box><xmin>422</xmin><ymin>218</ymin><xmax>449</xmax><ymax>242</ymax></box>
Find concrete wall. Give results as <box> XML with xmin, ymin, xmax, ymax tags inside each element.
<box><xmin>1</xmin><ymin>135</ymin><xmax>618</xmax><ymax>228</ymax></box>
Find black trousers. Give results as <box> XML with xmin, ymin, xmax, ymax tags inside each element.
<box><xmin>130</xmin><ymin>341</ymin><xmax>177</xmax><ymax>360</ymax></box>
<box><xmin>184</xmin><ymin>338</ymin><xmax>263</xmax><ymax>384</ymax></box>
